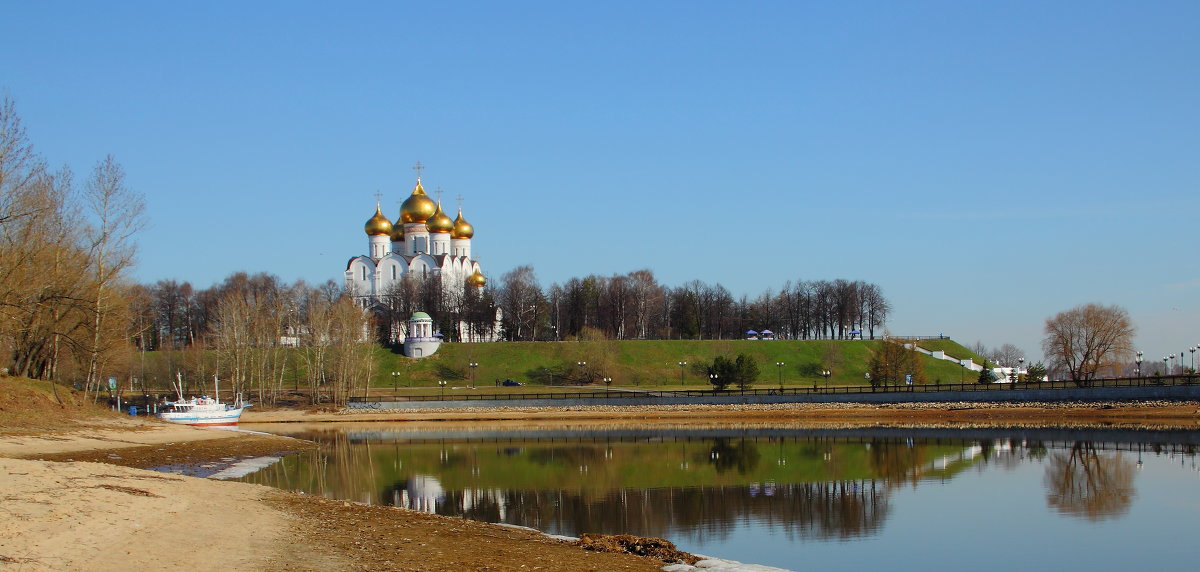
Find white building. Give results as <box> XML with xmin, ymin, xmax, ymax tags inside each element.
<box><xmin>344</xmin><ymin>175</ymin><xmax>496</xmax><ymax>350</ymax></box>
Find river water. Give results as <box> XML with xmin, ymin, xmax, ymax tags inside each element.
<box><xmin>238</xmin><ymin>424</ymin><xmax>1200</xmax><ymax>571</ymax></box>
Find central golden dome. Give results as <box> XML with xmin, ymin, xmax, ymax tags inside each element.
<box><xmin>399</xmin><ymin>179</ymin><xmax>437</xmax><ymax>223</ymax></box>
<box><xmin>364</xmin><ymin>204</ymin><xmax>393</xmax><ymax>236</ymax></box>
<box><xmin>426</xmin><ymin>202</ymin><xmax>454</xmax><ymax>234</ymax></box>
<box><xmin>452</xmin><ymin>208</ymin><xmax>474</xmax><ymax>239</ymax></box>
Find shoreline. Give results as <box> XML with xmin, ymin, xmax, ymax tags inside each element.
<box><xmin>3</xmin><ymin>400</ymin><xmax>1198</xmax><ymax>571</ymax></box>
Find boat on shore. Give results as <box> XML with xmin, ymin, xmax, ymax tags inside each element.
<box><xmin>158</xmin><ymin>373</ymin><xmax>250</xmax><ymax>427</ymax></box>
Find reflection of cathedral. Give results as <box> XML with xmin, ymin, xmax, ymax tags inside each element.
<box><xmin>344</xmin><ymin>172</ymin><xmax>498</xmax><ymax>350</ymax></box>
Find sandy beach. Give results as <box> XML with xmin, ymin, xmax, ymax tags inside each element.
<box><xmin>3</xmin><ymin>400</ymin><xmax>1198</xmax><ymax>571</ymax></box>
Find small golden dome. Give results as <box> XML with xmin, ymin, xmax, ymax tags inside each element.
<box><xmin>467</xmin><ymin>268</ymin><xmax>486</xmax><ymax>287</ymax></box>
<box><xmin>427</xmin><ymin>202</ymin><xmax>454</xmax><ymax>234</ymax></box>
<box><xmin>399</xmin><ymin>178</ymin><xmax>437</xmax><ymax>223</ymax></box>
<box><xmin>364</xmin><ymin>204</ymin><xmax>393</xmax><ymax>236</ymax></box>
<box><xmin>390</xmin><ymin>220</ymin><xmax>405</xmax><ymax>241</ymax></box>
<box><xmin>451</xmin><ymin>208</ymin><xmax>474</xmax><ymax>239</ymax></box>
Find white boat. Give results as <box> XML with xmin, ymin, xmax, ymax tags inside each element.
<box><xmin>158</xmin><ymin>373</ymin><xmax>250</xmax><ymax>427</ymax></box>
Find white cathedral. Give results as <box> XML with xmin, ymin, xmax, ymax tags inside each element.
<box><xmin>344</xmin><ymin>174</ymin><xmax>497</xmax><ymax>355</ymax></box>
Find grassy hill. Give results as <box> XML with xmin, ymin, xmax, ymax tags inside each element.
<box><xmin>376</xmin><ymin>338</ymin><xmax>981</xmax><ymax>390</ymax></box>
<box><xmin>0</xmin><ymin>376</ymin><xmax>124</xmax><ymax>433</ymax></box>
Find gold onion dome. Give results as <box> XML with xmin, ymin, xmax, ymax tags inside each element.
<box><xmin>389</xmin><ymin>220</ymin><xmax>405</xmax><ymax>241</ymax></box>
<box><xmin>427</xmin><ymin>202</ymin><xmax>454</xmax><ymax>234</ymax></box>
<box><xmin>399</xmin><ymin>178</ymin><xmax>437</xmax><ymax>223</ymax></box>
<box><xmin>452</xmin><ymin>208</ymin><xmax>474</xmax><ymax>239</ymax></box>
<box><xmin>364</xmin><ymin>204</ymin><xmax>393</xmax><ymax>236</ymax></box>
<box><xmin>467</xmin><ymin>268</ymin><xmax>486</xmax><ymax>287</ymax></box>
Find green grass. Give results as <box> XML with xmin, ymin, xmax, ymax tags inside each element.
<box><xmin>377</xmin><ymin>338</ymin><xmax>982</xmax><ymax>389</ymax></box>
<box><xmin>135</xmin><ymin>338</ymin><xmax>983</xmax><ymax>392</ymax></box>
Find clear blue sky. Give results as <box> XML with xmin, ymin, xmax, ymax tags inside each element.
<box><xmin>4</xmin><ymin>1</ymin><xmax>1197</xmax><ymax>362</ymax></box>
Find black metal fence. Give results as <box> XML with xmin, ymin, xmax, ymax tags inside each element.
<box><xmin>347</xmin><ymin>374</ymin><xmax>1199</xmax><ymax>403</ymax></box>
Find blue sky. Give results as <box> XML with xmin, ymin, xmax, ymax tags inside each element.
<box><xmin>4</xmin><ymin>1</ymin><xmax>1197</xmax><ymax>362</ymax></box>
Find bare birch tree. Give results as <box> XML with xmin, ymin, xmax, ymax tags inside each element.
<box><xmin>81</xmin><ymin>155</ymin><xmax>145</xmax><ymax>397</ymax></box>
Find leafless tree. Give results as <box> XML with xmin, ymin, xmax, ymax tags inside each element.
<box><xmin>1042</xmin><ymin>303</ymin><xmax>1135</xmax><ymax>382</ymax></box>
<box><xmin>81</xmin><ymin>155</ymin><xmax>145</xmax><ymax>397</ymax></box>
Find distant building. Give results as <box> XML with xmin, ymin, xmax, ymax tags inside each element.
<box><xmin>344</xmin><ymin>172</ymin><xmax>499</xmax><ymax>351</ymax></box>
<box><xmin>402</xmin><ymin>312</ymin><xmax>442</xmax><ymax>358</ymax></box>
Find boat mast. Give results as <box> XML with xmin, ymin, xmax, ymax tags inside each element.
<box><xmin>214</xmin><ymin>374</ymin><xmax>220</xmax><ymax>402</ymax></box>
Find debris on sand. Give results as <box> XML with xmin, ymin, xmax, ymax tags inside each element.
<box><xmin>575</xmin><ymin>533</ymin><xmax>700</xmax><ymax>564</ymax></box>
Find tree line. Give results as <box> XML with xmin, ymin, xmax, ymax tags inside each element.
<box><xmin>496</xmin><ymin>266</ymin><xmax>891</xmax><ymax>342</ymax></box>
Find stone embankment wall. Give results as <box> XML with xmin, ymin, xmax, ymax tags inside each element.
<box><xmin>350</xmin><ymin>385</ymin><xmax>1200</xmax><ymax>411</ymax></box>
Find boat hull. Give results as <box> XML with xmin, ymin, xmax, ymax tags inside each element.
<box><xmin>158</xmin><ymin>407</ymin><xmax>246</xmax><ymax>426</ymax></box>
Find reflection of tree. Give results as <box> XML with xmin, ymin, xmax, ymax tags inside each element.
<box><xmin>423</xmin><ymin>481</ymin><xmax>890</xmax><ymax>541</ymax></box>
<box><xmin>867</xmin><ymin>439</ymin><xmax>923</xmax><ymax>482</ymax></box>
<box><xmin>1044</xmin><ymin>442</ymin><xmax>1136</xmax><ymax>521</ymax></box>
<box><xmin>706</xmin><ymin>439</ymin><xmax>761</xmax><ymax>475</ymax></box>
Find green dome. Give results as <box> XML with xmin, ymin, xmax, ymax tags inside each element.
<box><xmin>410</xmin><ymin>312</ymin><xmax>432</xmax><ymax>321</ymax></box>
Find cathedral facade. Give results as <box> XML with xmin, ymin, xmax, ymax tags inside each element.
<box><xmin>345</xmin><ymin>175</ymin><xmax>495</xmax><ymax>347</ymax></box>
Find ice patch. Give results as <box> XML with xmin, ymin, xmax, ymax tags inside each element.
<box><xmin>663</xmin><ymin>556</ymin><xmax>794</xmax><ymax>572</ymax></box>
<box><xmin>207</xmin><ymin>456</ymin><xmax>282</xmax><ymax>480</ymax></box>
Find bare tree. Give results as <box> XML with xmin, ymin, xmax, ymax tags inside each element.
<box><xmin>497</xmin><ymin>265</ymin><xmax>543</xmax><ymax>340</ymax></box>
<box><xmin>81</xmin><ymin>155</ymin><xmax>145</xmax><ymax>397</ymax></box>
<box><xmin>1042</xmin><ymin>303</ymin><xmax>1135</xmax><ymax>382</ymax></box>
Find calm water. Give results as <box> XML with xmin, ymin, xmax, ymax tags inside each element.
<box><xmin>240</xmin><ymin>425</ymin><xmax>1200</xmax><ymax>571</ymax></box>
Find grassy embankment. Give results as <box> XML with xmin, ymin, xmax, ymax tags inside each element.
<box><xmin>132</xmin><ymin>338</ymin><xmax>989</xmax><ymax>397</ymax></box>
<box><xmin>373</xmin><ymin>338</ymin><xmax>990</xmax><ymax>393</ymax></box>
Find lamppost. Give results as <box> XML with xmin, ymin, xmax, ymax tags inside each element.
<box><xmin>1135</xmin><ymin>351</ymin><xmax>1143</xmax><ymax>378</ymax></box>
<box><xmin>1190</xmin><ymin>347</ymin><xmax>1196</xmax><ymax>373</ymax></box>
<box><xmin>775</xmin><ymin>362</ymin><xmax>785</xmax><ymax>390</ymax></box>
<box><xmin>603</xmin><ymin>376</ymin><xmax>612</xmax><ymax>391</ymax></box>
<box><xmin>577</xmin><ymin>361</ymin><xmax>587</xmax><ymax>385</ymax></box>
<box><xmin>709</xmin><ymin>373</ymin><xmax>718</xmax><ymax>390</ymax></box>
<box><xmin>438</xmin><ymin>380</ymin><xmax>447</xmax><ymax>399</ymax></box>
<box><xmin>822</xmin><ymin>369</ymin><xmax>832</xmax><ymax>391</ymax></box>
<box><xmin>1163</xmin><ymin>356</ymin><xmax>1169</xmax><ymax>376</ymax></box>
<box><xmin>391</xmin><ymin>371</ymin><xmax>401</xmax><ymax>393</ymax></box>
<box><xmin>1169</xmin><ymin>354</ymin><xmax>1176</xmax><ymax>375</ymax></box>
<box><xmin>468</xmin><ymin>362</ymin><xmax>478</xmax><ymax>389</ymax></box>
<box><xmin>1017</xmin><ymin>357</ymin><xmax>1024</xmax><ymax>385</ymax></box>
<box><xmin>678</xmin><ymin>361</ymin><xmax>687</xmax><ymax>386</ymax></box>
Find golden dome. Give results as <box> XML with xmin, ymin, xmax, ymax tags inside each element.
<box><xmin>389</xmin><ymin>220</ymin><xmax>405</xmax><ymax>241</ymax></box>
<box><xmin>399</xmin><ymin>178</ymin><xmax>437</xmax><ymax>223</ymax></box>
<box><xmin>426</xmin><ymin>202</ymin><xmax>454</xmax><ymax>234</ymax></box>
<box><xmin>467</xmin><ymin>268</ymin><xmax>486</xmax><ymax>287</ymax></box>
<box><xmin>451</xmin><ymin>208</ymin><xmax>474</xmax><ymax>239</ymax></box>
<box><xmin>364</xmin><ymin>204</ymin><xmax>393</xmax><ymax>236</ymax></box>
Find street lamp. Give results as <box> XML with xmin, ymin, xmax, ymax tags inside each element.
<box><xmin>1169</xmin><ymin>354</ymin><xmax>1176</xmax><ymax>375</ymax></box>
<box><xmin>775</xmin><ymin>362</ymin><xmax>785</xmax><ymax>390</ymax></box>
<box><xmin>678</xmin><ymin>361</ymin><xmax>687</xmax><ymax>386</ymax></box>
<box><xmin>1163</xmin><ymin>356</ymin><xmax>1169</xmax><ymax>376</ymax></box>
<box><xmin>709</xmin><ymin>373</ymin><xmax>718</xmax><ymax>390</ymax></box>
<box><xmin>1190</xmin><ymin>348</ymin><xmax>1196</xmax><ymax>373</ymax></box>
<box><xmin>468</xmin><ymin>362</ymin><xmax>478</xmax><ymax>388</ymax></box>
<box><xmin>391</xmin><ymin>371</ymin><xmax>401</xmax><ymax>393</ymax></box>
<box><xmin>603</xmin><ymin>376</ymin><xmax>612</xmax><ymax>391</ymax></box>
<box><xmin>438</xmin><ymin>380</ymin><xmax>447</xmax><ymax>399</ymax></box>
<box><xmin>1017</xmin><ymin>357</ymin><xmax>1024</xmax><ymax>384</ymax></box>
<box><xmin>1135</xmin><ymin>351</ymin><xmax>1143</xmax><ymax>378</ymax></box>
<box><xmin>822</xmin><ymin>369</ymin><xmax>832</xmax><ymax>391</ymax></box>
<box><xmin>577</xmin><ymin>361</ymin><xmax>587</xmax><ymax>385</ymax></box>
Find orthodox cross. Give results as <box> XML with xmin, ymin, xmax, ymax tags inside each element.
<box><xmin>373</xmin><ymin>190</ymin><xmax>383</xmax><ymax>206</ymax></box>
<box><xmin>412</xmin><ymin>161</ymin><xmax>425</xmax><ymax>180</ymax></box>
<box><xmin>455</xmin><ymin>193</ymin><xmax>464</xmax><ymax>211</ymax></box>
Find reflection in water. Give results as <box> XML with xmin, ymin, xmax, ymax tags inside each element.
<box><xmin>237</xmin><ymin>429</ymin><xmax>1199</xmax><ymax>544</ymax></box>
<box><xmin>1044</xmin><ymin>442</ymin><xmax>1136</xmax><ymax>521</ymax></box>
